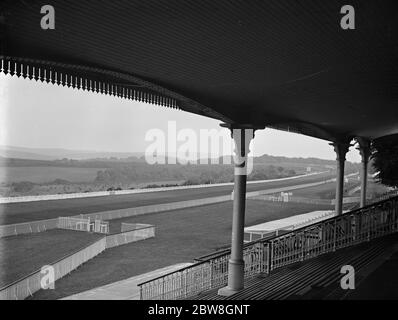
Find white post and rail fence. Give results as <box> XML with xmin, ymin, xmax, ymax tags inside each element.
<box><xmin>0</xmin><ymin>176</ymin><xmax>361</xmax><ymax>239</ymax></box>
<box><xmin>0</xmin><ymin>224</ymin><xmax>155</xmax><ymax>300</ymax></box>
<box><xmin>0</xmin><ymin>195</ymin><xmax>230</xmax><ymax>238</ymax></box>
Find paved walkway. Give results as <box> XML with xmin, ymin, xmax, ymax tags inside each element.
<box><xmin>61</xmin><ymin>262</ymin><xmax>192</xmax><ymax>300</ymax></box>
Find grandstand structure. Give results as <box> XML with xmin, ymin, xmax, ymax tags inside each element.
<box><xmin>2</xmin><ymin>1</ymin><xmax>397</xmax><ymax>299</ymax></box>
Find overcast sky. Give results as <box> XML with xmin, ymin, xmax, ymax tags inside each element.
<box><xmin>0</xmin><ymin>74</ymin><xmax>361</xmax><ymax>162</ymax></box>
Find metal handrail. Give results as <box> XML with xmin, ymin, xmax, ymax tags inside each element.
<box><xmin>190</xmin><ymin>197</ymin><xmax>387</xmax><ymax>264</ymax></box>
<box><xmin>111</xmin><ymin>224</ymin><xmax>154</xmax><ymax>236</ymax></box>
<box><xmin>372</xmin><ymin>189</ymin><xmax>398</xmax><ymax>202</ymax></box>
<box><xmin>138</xmin><ymin>194</ymin><xmax>398</xmax><ymax>299</ymax></box>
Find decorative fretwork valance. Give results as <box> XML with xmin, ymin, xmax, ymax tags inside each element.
<box><xmin>0</xmin><ymin>56</ymin><xmax>179</xmax><ymax>109</ymax></box>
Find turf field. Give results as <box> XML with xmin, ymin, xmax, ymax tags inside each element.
<box><xmin>0</xmin><ymin>230</ymin><xmax>102</xmax><ymax>288</ymax></box>
<box><xmin>31</xmin><ymin>199</ymin><xmax>333</xmax><ymax>299</ymax></box>
<box><xmin>288</xmin><ymin>180</ymin><xmax>359</xmax><ymax>199</ymax></box>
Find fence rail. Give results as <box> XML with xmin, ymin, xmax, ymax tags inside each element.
<box><xmin>58</xmin><ymin>217</ymin><xmax>91</xmax><ymax>232</ymax></box>
<box><xmin>1</xmin><ymin>173</ymin><xmax>355</xmax><ymax>239</ymax></box>
<box><xmin>106</xmin><ymin>225</ymin><xmax>155</xmax><ymax>249</ymax></box>
<box><xmin>0</xmin><ymin>224</ymin><xmax>155</xmax><ymax>300</ymax></box>
<box><xmin>0</xmin><ymin>172</ymin><xmax>329</xmax><ymax>204</ymax></box>
<box><xmin>0</xmin><ymin>195</ymin><xmax>231</xmax><ymax>239</ymax></box>
<box><xmin>58</xmin><ymin>217</ymin><xmax>109</xmax><ymax>234</ymax></box>
<box><xmin>0</xmin><ymin>218</ymin><xmax>59</xmax><ymax>238</ymax></box>
<box><xmin>121</xmin><ymin>223</ymin><xmax>152</xmax><ymax>233</ymax></box>
<box><xmin>138</xmin><ymin>195</ymin><xmax>398</xmax><ymax>300</ymax></box>
<box><xmin>0</xmin><ymin>237</ymin><xmax>107</xmax><ymax>300</ymax></box>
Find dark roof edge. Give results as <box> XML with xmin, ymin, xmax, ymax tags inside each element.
<box><xmin>0</xmin><ymin>55</ymin><xmax>233</xmax><ymax>124</ymax></box>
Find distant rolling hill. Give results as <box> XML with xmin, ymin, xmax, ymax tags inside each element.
<box><xmin>0</xmin><ymin>147</ymin><xmax>356</xmax><ymax>196</ymax></box>
<box><xmin>0</xmin><ymin>145</ymin><xmax>144</xmax><ymax>161</ymax></box>
<box><xmin>0</xmin><ymin>145</ymin><xmax>352</xmax><ymax>167</ymax></box>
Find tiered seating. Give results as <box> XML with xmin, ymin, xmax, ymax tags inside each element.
<box><xmin>192</xmin><ymin>233</ymin><xmax>398</xmax><ymax>300</ymax></box>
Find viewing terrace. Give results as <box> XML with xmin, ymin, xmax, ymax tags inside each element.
<box><xmin>138</xmin><ymin>193</ymin><xmax>398</xmax><ymax>300</ymax></box>
<box><xmin>1</xmin><ymin>0</ymin><xmax>397</xmax><ymax>299</ymax></box>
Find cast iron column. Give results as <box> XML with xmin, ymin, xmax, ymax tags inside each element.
<box><xmin>357</xmin><ymin>138</ymin><xmax>371</xmax><ymax>208</ymax></box>
<box><xmin>218</xmin><ymin>124</ymin><xmax>260</xmax><ymax>296</ymax></box>
<box><xmin>331</xmin><ymin>141</ymin><xmax>351</xmax><ymax>215</ymax></box>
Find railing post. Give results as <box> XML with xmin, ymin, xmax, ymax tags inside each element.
<box><xmin>162</xmin><ymin>279</ymin><xmax>165</xmax><ymax>300</ymax></box>
<box><xmin>333</xmin><ymin>219</ymin><xmax>337</xmax><ymax>251</ymax></box>
<box><xmin>209</xmin><ymin>261</ymin><xmax>213</xmax><ymax>289</ymax></box>
<box><xmin>352</xmin><ymin>213</ymin><xmax>357</xmax><ymax>242</ymax></box>
<box><xmin>268</xmin><ymin>241</ymin><xmax>273</xmax><ymax>273</ymax></box>
<box><xmin>367</xmin><ymin>210</ymin><xmax>371</xmax><ymax>241</ymax></box>
<box><xmin>201</xmin><ymin>264</ymin><xmax>205</xmax><ymax>292</ymax></box>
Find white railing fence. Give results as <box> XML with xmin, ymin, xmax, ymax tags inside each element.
<box><xmin>0</xmin><ymin>237</ymin><xmax>107</xmax><ymax>300</ymax></box>
<box><xmin>0</xmin><ymin>196</ymin><xmax>230</xmax><ymax>239</ymax></box>
<box><xmin>58</xmin><ymin>217</ymin><xmax>109</xmax><ymax>234</ymax></box>
<box><xmin>0</xmin><ymin>216</ymin><xmax>110</xmax><ymax>238</ymax></box>
<box><xmin>58</xmin><ymin>217</ymin><xmax>91</xmax><ymax>232</ymax></box>
<box><xmin>0</xmin><ymin>173</ymin><xmax>350</xmax><ymax>239</ymax></box>
<box><xmin>106</xmin><ymin>225</ymin><xmax>155</xmax><ymax>249</ymax></box>
<box><xmin>121</xmin><ymin>223</ymin><xmax>151</xmax><ymax>233</ymax></box>
<box><xmin>0</xmin><ymin>171</ymin><xmax>330</xmax><ymax>204</ymax></box>
<box><xmin>0</xmin><ymin>218</ymin><xmax>59</xmax><ymax>238</ymax></box>
<box><xmin>0</xmin><ymin>224</ymin><xmax>155</xmax><ymax>300</ymax></box>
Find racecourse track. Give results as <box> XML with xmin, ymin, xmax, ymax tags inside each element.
<box><xmin>0</xmin><ymin>171</ymin><xmax>336</xmax><ymax>225</ymax></box>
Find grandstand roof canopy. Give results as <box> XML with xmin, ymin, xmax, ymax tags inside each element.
<box><xmin>2</xmin><ymin>0</ymin><xmax>397</xmax><ymax>142</ymax></box>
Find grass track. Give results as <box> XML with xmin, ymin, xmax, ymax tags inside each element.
<box><xmin>0</xmin><ymin>171</ymin><xmax>336</xmax><ymax>225</ymax></box>
<box><xmin>0</xmin><ymin>230</ymin><xmax>102</xmax><ymax>287</ymax></box>
<box><xmin>289</xmin><ymin>181</ymin><xmax>359</xmax><ymax>199</ymax></box>
<box><xmin>31</xmin><ymin>200</ymin><xmax>333</xmax><ymax>299</ymax></box>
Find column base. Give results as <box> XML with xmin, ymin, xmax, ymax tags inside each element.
<box><xmin>217</xmin><ymin>286</ymin><xmax>242</xmax><ymax>297</ymax></box>
<box><xmin>218</xmin><ymin>259</ymin><xmax>245</xmax><ymax>296</ymax></box>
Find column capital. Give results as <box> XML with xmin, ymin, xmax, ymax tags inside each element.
<box><xmin>221</xmin><ymin>123</ymin><xmax>264</xmax><ymax>144</ymax></box>
<box><xmin>232</xmin><ymin>128</ymin><xmax>254</xmax><ymax>175</ymax></box>
<box><xmin>330</xmin><ymin>141</ymin><xmax>352</xmax><ymax>162</ymax></box>
<box><xmin>221</xmin><ymin>123</ymin><xmax>264</xmax><ymax>175</ymax></box>
<box><xmin>220</xmin><ymin>123</ymin><xmax>264</xmax><ymax>156</ymax></box>
<box><xmin>231</xmin><ymin>128</ymin><xmax>254</xmax><ymax>157</ymax></box>
<box><xmin>356</xmin><ymin>137</ymin><xmax>371</xmax><ymax>163</ymax></box>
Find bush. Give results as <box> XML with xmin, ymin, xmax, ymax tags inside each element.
<box><xmin>12</xmin><ymin>181</ymin><xmax>35</xmax><ymax>193</ymax></box>
<box><xmin>372</xmin><ymin>134</ymin><xmax>398</xmax><ymax>188</ymax></box>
